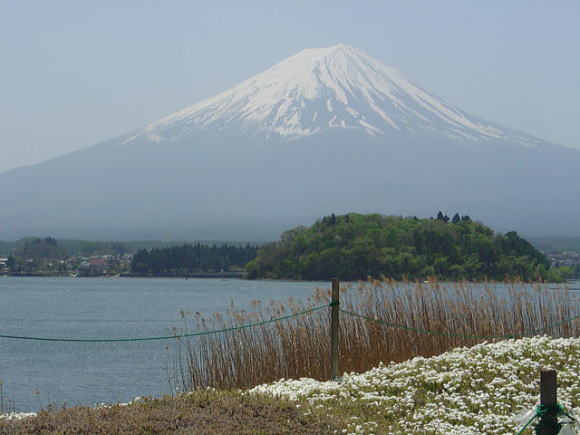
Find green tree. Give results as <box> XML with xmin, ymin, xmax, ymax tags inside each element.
<box><xmin>245</xmin><ymin>213</ymin><xmax>557</xmax><ymax>282</ymax></box>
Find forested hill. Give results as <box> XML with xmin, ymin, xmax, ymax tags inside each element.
<box><xmin>245</xmin><ymin>213</ymin><xmax>566</xmax><ymax>282</ymax></box>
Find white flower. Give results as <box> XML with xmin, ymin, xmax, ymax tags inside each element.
<box><xmin>249</xmin><ymin>337</ymin><xmax>580</xmax><ymax>433</ymax></box>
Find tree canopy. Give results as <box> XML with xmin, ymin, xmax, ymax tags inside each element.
<box><xmin>131</xmin><ymin>243</ymin><xmax>257</xmax><ymax>275</ymax></box>
<box><xmin>245</xmin><ymin>213</ymin><xmax>565</xmax><ymax>282</ymax></box>
<box><xmin>19</xmin><ymin>237</ymin><xmax>67</xmax><ymax>259</ymax></box>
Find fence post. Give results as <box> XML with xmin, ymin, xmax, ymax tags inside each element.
<box><xmin>330</xmin><ymin>278</ymin><xmax>340</xmax><ymax>380</ymax></box>
<box><xmin>536</xmin><ymin>368</ymin><xmax>561</xmax><ymax>434</ymax></box>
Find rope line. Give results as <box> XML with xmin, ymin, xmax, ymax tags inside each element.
<box><xmin>339</xmin><ymin>309</ymin><xmax>580</xmax><ymax>339</ymax></box>
<box><xmin>0</xmin><ymin>304</ymin><xmax>329</xmax><ymax>343</ymax></box>
<box><xmin>516</xmin><ymin>410</ymin><xmax>539</xmax><ymax>435</ymax></box>
<box><xmin>1</xmin><ymin>302</ymin><xmax>578</xmax><ymax>343</ymax></box>
<box><xmin>515</xmin><ymin>404</ymin><xmax>577</xmax><ymax>434</ymax></box>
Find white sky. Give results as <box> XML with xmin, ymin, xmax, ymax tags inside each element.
<box><xmin>1</xmin><ymin>0</ymin><xmax>579</xmax><ymax>173</ymax></box>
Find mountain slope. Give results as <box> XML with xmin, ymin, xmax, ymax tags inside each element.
<box><xmin>123</xmin><ymin>44</ymin><xmax>540</xmax><ymax>147</ymax></box>
<box><xmin>1</xmin><ymin>44</ymin><xmax>579</xmax><ymax>240</ymax></box>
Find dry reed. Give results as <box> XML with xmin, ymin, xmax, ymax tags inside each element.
<box><xmin>175</xmin><ymin>280</ymin><xmax>579</xmax><ymax>391</ymax></box>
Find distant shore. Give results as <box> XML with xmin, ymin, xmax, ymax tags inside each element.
<box><xmin>0</xmin><ymin>272</ymin><xmax>244</xmax><ymax>279</ymax></box>
<box><xmin>121</xmin><ymin>272</ymin><xmax>244</xmax><ymax>279</ymax></box>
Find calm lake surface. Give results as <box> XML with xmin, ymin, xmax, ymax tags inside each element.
<box><xmin>0</xmin><ymin>277</ymin><xmax>327</xmax><ymax>412</ymax></box>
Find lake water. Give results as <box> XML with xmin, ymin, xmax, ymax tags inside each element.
<box><xmin>0</xmin><ymin>276</ymin><xmax>328</xmax><ymax>412</ymax></box>
<box><xmin>1</xmin><ymin>277</ymin><xmax>577</xmax><ymax>413</ymax></box>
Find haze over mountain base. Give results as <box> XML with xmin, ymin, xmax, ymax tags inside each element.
<box><xmin>2</xmin><ymin>45</ymin><xmax>579</xmax><ymax>240</ymax></box>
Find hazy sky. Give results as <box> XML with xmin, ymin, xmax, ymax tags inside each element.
<box><xmin>1</xmin><ymin>0</ymin><xmax>579</xmax><ymax>173</ymax></box>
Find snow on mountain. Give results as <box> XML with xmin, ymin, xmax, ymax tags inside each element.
<box><xmin>123</xmin><ymin>44</ymin><xmax>533</xmax><ymax>147</ymax></box>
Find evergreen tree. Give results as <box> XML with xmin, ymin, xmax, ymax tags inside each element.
<box><xmin>130</xmin><ymin>243</ymin><xmax>257</xmax><ymax>275</ymax></box>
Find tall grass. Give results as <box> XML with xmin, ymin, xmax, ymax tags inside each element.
<box><xmin>175</xmin><ymin>280</ymin><xmax>579</xmax><ymax>391</ymax></box>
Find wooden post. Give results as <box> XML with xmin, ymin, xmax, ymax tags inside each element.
<box><xmin>536</xmin><ymin>368</ymin><xmax>561</xmax><ymax>435</ymax></box>
<box><xmin>540</xmin><ymin>368</ymin><xmax>557</xmax><ymax>408</ymax></box>
<box><xmin>330</xmin><ymin>278</ymin><xmax>340</xmax><ymax>380</ymax></box>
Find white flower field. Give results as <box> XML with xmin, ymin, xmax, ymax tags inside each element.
<box><xmin>251</xmin><ymin>336</ymin><xmax>579</xmax><ymax>434</ymax></box>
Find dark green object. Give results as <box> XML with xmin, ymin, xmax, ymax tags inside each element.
<box><xmin>534</xmin><ymin>404</ymin><xmax>562</xmax><ymax>434</ymax></box>
<box><xmin>516</xmin><ymin>404</ymin><xmax>575</xmax><ymax>434</ymax></box>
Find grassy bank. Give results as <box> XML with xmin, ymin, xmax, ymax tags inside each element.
<box><xmin>0</xmin><ymin>389</ymin><xmax>338</xmax><ymax>434</ymax></box>
<box><xmin>1</xmin><ymin>337</ymin><xmax>578</xmax><ymax>434</ymax></box>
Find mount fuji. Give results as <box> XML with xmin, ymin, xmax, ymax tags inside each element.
<box><xmin>2</xmin><ymin>44</ymin><xmax>579</xmax><ymax>240</ymax></box>
<box><xmin>123</xmin><ymin>44</ymin><xmax>542</xmax><ymax>148</ymax></box>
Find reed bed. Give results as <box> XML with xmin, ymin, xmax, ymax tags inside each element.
<box><xmin>175</xmin><ymin>280</ymin><xmax>579</xmax><ymax>392</ymax></box>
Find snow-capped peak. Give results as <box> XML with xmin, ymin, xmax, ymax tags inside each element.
<box><xmin>124</xmin><ymin>44</ymin><xmax>519</xmax><ymax>145</ymax></box>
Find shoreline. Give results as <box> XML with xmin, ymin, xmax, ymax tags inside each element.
<box><xmin>0</xmin><ymin>272</ymin><xmax>244</xmax><ymax>279</ymax></box>
<box><xmin>1</xmin><ymin>273</ymin><xmax>578</xmax><ymax>286</ymax></box>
